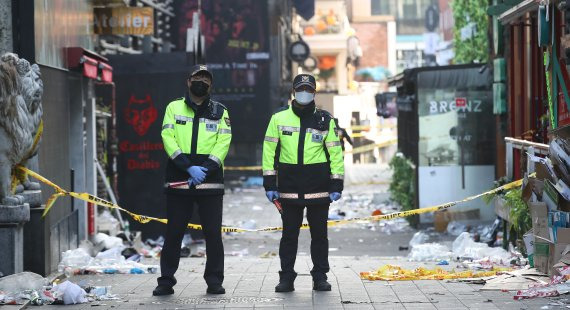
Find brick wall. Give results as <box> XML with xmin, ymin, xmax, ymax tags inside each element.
<box><xmin>352</xmin><ymin>22</ymin><xmax>389</xmax><ymax>69</ymax></box>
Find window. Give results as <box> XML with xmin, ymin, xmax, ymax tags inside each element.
<box><xmin>371</xmin><ymin>0</ymin><xmax>396</xmax><ymax>16</ymax></box>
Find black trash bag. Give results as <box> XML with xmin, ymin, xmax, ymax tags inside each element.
<box><xmin>121</xmin><ymin>247</ymin><xmax>139</xmax><ymax>259</ymax></box>
<box><xmin>180</xmin><ymin>246</ymin><xmax>191</xmax><ymax>258</ymax></box>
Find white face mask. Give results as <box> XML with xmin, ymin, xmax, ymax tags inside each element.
<box><xmin>295</xmin><ymin>91</ymin><xmax>314</xmax><ymax>105</ymax></box>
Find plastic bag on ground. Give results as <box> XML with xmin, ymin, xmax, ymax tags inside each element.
<box><xmin>98</xmin><ymin>210</ymin><xmax>119</xmax><ymax>225</ymax></box>
<box><xmin>53</xmin><ymin>281</ymin><xmax>88</xmax><ymax>305</ymax></box>
<box><xmin>59</xmin><ymin>246</ymin><xmax>159</xmax><ymax>275</ymax></box>
<box><xmin>0</xmin><ymin>272</ymin><xmax>46</xmax><ymax>293</ymax></box>
<box><xmin>447</xmin><ymin>221</ymin><xmax>467</xmax><ymax>236</ymax></box>
<box><xmin>96</xmin><ymin>246</ymin><xmax>125</xmax><ymax>260</ymax></box>
<box><xmin>408</xmin><ymin>243</ymin><xmax>453</xmax><ymax>262</ymax></box>
<box><xmin>93</xmin><ymin>232</ymin><xmax>124</xmax><ymax>250</ymax></box>
<box><xmin>409</xmin><ymin>231</ymin><xmax>429</xmax><ymax>247</ymax></box>
<box><xmin>452</xmin><ymin>232</ymin><xmax>512</xmax><ymax>263</ymax></box>
<box><xmin>58</xmin><ymin>248</ymin><xmax>93</xmax><ymax>271</ymax></box>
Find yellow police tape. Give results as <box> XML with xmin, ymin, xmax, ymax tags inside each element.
<box><xmin>11</xmin><ymin>120</ymin><xmax>43</xmax><ymax>192</ymax></box>
<box><xmin>360</xmin><ymin>265</ymin><xmax>512</xmax><ymax>281</ymax></box>
<box><xmin>17</xmin><ymin>165</ymin><xmax>524</xmax><ymax>233</ymax></box>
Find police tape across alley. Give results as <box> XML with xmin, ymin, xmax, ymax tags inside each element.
<box><xmin>17</xmin><ymin>165</ymin><xmax>526</xmax><ymax>233</ymax></box>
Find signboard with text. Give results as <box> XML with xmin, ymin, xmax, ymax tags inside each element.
<box><xmin>94</xmin><ymin>7</ymin><xmax>154</xmax><ymax>35</ymax></box>
<box><xmin>108</xmin><ymin>52</ymin><xmax>192</xmax><ymax>238</ymax></box>
<box><xmin>175</xmin><ymin>0</ymin><xmax>270</xmax><ymax>144</ymax></box>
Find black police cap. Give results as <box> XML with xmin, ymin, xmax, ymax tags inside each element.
<box><xmin>189</xmin><ymin>64</ymin><xmax>213</xmax><ymax>79</ymax></box>
<box><xmin>293</xmin><ymin>74</ymin><xmax>316</xmax><ymax>90</ymax></box>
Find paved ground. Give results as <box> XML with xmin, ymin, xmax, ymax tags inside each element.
<box><xmin>37</xmin><ymin>256</ymin><xmax>567</xmax><ymax>310</ymax></box>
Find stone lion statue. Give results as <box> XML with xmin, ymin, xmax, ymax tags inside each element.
<box><xmin>0</xmin><ymin>53</ymin><xmax>43</xmax><ymax>205</ymax></box>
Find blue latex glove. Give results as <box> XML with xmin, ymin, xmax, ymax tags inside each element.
<box><xmin>329</xmin><ymin>192</ymin><xmax>341</xmax><ymax>202</ymax></box>
<box><xmin>187</xmin><ymin>166</ymin><xmax>208</xmax><ymax>185</ymax></box>
<box><xmin>265</xmin><ymin>191</ymin><xmax>279</xmax><ymax>202</ymax></box>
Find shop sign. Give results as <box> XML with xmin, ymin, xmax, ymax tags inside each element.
<box><xmin>94</xmin><ymin>7</ymin><xmax>154</xmax><ymax>35</ymax></box>
<box><xmin>455</xmin><ymin>97</ymin><xmax>466</xmax><ymax>107</ymax></box>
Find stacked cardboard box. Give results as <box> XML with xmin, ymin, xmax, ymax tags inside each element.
<box><xmin>526</xmin><ymin>138</ymin><xmax>570</xmax><ymax>276</ymax></box>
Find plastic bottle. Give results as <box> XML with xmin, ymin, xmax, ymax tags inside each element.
<box><xmin>124</xmin><ymin>220</ymin><xmax>130</xmax><ymax>238</ymax></box>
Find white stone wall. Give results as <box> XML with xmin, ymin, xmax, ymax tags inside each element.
<box><xmin>0</xmin><ymin>0</ymin><xmax>13</xmax><ymax>55</ymax></box>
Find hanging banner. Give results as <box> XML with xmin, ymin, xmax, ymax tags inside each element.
<box><xmin>175</xmin><ymin>0</ymin><xmax>270</xmax><ymax>143</ymax></box>
<box><xmin>108</xmin><ymin>52</ymin><xmax>193</xmax><ymax>238</ymax></box>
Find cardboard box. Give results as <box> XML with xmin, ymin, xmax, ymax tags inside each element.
<box><xmin>543</xmin><ymin>180</ymin><xmax>570</xmax><ymax>212</ymax></box>
<box><xmin>523</xmin><ymin>230</ymin><xmax>535</xmax><ymax>255</ymax></box>
<box><xmin>523</xmin><ymin>178</ymin><xmax>544</xmax><ymax>202</ymax></box>
<box><xmin>534</xmin><ymin>241</ymin><xmax>551</xmax><ymax>274</ymax></box>
<box><xmin>549</xmin><ymin>228</ymin><xmax>570</xmax><ymax>276</ymax></box>
<box><xmin>494</xmin><ymin>197</ymin><xmax>510</xmax><ymax>222</ymax></box>
<box><xmin>433</xmin><ymin>209</ymin><xmax>480</xmax><ymax>232</ymax></box>
<box><xmin>529</xmin><ymin>202</ymin><xmax>550</xmax><ymax>242</ymax></box>
<box><xmin>535</xmin><ymin>160</ymin><xmax>557</xmax><ymax>184</ymax></box>
<box><xmin>548</xmin><ymin>211</ymin><xmax>570</xmax><ymax>242</ymax></box>
<box><xmin>552</xmin><ymin>245</ymin><xmax>570</xmax><ymax>275</ymax></box>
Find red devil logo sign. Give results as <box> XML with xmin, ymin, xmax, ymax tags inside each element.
<box><xmin>124</xmin><ymin>94</ymin><xmax>158</xmax><ymax>136</ymax></box>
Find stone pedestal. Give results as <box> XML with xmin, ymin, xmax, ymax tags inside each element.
<box><xmin>21</xmin><ymin>190</ymin><xmax>42</xmax><ymax>208</ymax></box>
<box><xmin>0</xmin><ymin>203</ymin><xmax>30</xmax><ymax>276</ymax></box>
<box><xmin>24</xmin><ymin>206</ymin><xmax>48</xmax><ymax>276</ymax></box>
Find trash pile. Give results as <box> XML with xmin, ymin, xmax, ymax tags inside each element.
<box><xmin>59</xmin><ymin>246</ymin><xmax>158</xmax><ymax>276</ymax></box>
<box><xmin>58</xmin><ymin>231</ymin><xmax>159</xmax><ymax>276</ymax></box>
<box><xmin>140</xmin><ymin>236</ymin><xmax>165</xmax><ymax>258</ymax></box>
<box><xmin>524</xmin><ymin>138</ymin><xmax>570</xmax><ymax>280</ymax></box>
<box><xmin>0</xmin><ymin>272</ymin><xmax>119</xmax><ymax>306</ymax></box>
<box><xmin>330</xmin><ymin>189</ymin><xmax>413</xmax><ymax>234</ymax></box>
<box><xmin>514</xmin><ymin>266</ymin><xmax>570</xmax><ymax>300</ymax></box>
<box><xmin>408</xmin><ymin>231</ymin><xmax>516</xmax><ymax>267</ymax></box>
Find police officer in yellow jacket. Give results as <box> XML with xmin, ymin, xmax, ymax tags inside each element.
<box><xmin>153</xmin><ymin>65</ymin><xmax>231</xmax><ymax>296</ymax></box>
<box><xmin>262</xmin><ymin>74</ymin><xmax>344</xmax><ymax>292</ymax></box>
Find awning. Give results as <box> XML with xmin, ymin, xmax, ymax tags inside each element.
<box><xmin>81</xmin><ymin>55</ymin><xmax>98</xmax><ymax>80</ymax></box>
<box><xmin>99</xmin><ymin>62</ymin><xmax>113</xmax><ymax>83</ymax></box>
<box><xmin>498</xmin><ymin>0</ymin><xmax>539</xmax><ymax>25</ymax></box>
<box><xmin>65</xmin><ymin>47</ymin><xmax>113</xmax><ymax>82</ymax></box>
<box><xmin>294</xmin><ymin>0</ymin><xmax>315</xmax><ymax>20</ymax></box>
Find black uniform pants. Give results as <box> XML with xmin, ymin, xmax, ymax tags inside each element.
<box><xmin>158</xmin><ymin>194</ymin><xmax>224</xmax><ymax>287</ymax></box>
<box><xmin>279</xmin><ymin>202</ymin><xmax>330</xmax><ymax>282</ymax></box>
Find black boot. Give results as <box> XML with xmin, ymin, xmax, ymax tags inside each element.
<box><xmin>275</xmin><ymin>279</ymin><xmax>295</xmax><ymax>292</ymax></box>
<box><xmin>313</xmin><ymin>279</ymin><xmax>332</xmax><ymax>291</ymax></box>
<box><xmin>206</xmin><ymin>285</ymin><xmax>226</xmax><ymax>294</ymax></box>
<box><xmin>152</xmin><ymin>285</ymin><xmax>174</xmax><ymax>296</ymax></box>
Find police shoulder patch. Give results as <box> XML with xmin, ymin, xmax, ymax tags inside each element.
<box><xmin>212</xmin><ymin>100</ymin><xmax>227</xmax><ymax>110</ymax></box>
<box><xmin>317</xmin><ymin>108</ymin><xmax>333</xmax><ymax>118</ymax></box>
<box><xmin>224</xmin><ymin>117</ymin><xmax>231</xmax><ymax>127</ymax></box>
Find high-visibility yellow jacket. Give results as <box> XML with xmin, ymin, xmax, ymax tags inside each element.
<box><xmin>262</xmin><ymin>102</ymin><xmax>344</xmax><ymax>205</ymax></box>
<box><xmin>161</xmin><ymin>95</ymin><xmax>232</xmax><ymax>195</ymax></box>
